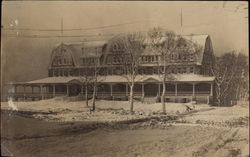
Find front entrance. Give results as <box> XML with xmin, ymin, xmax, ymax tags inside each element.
<box><xmin>144</xmin><ymin>83</ymin><xmax>158</xmax><ymax>97</ymax></box>
<box><xmin>69</xmin><ymin>84</ymin><xmax>81</xmax><ymax>96</ymax></box>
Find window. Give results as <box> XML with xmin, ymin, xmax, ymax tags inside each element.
<box><xmin>60</xmin><ymin>70</ymin><xmax>63</xmax><ymax>76</ymax></box>
<box><xmin>178</xmin><ymin>68</ymin><xmax>181</xmax><ymax>73</ymax></box>
<box><xmin>155</xmin><ymin>56</ymin><xmax>158</xmax><ymax>61</ymax></box>
<box><xmin>64</xmin><ymin>70</ymin><xmax>68</xmax><ymax>76</ymax></box>
<box><xmin>54</xmin><ymin>70</ymin><xmax>59</xmax><ymax>77</ymax></box>
<box><xmin>171</xmin><ymin>69</ymin><xmax>175</xmax><ymax>74</ymax></box>
<box><xmin>183</xmin><ymin>54</ymin><xmax>186</xmax><ymax>61</ymax></box>
<box><xmin>190</xmin><ymin>54</ymin><xmax>194</xmax><ymax>61</ymax></box>
<box><xmin>178</xmin><ymin>54</ymin><xmax>181</xmax><ymax>60</ymax></box>
<box><xmin>183</xmin><ymin>67</ymin><xmax>187</xmax><ymax>73</ymax></box>
<box><xmin>113</xmin><ymin>44</ymin><xmax>119</xmax><ymax>51</ymax></box>
<box><xmin>147</xmin><ymin>56</ymin><xmax>151</xmax><ymax>62</ymax></box>
<box><xmin>81</xmin><ymin>47</ymin><xmax>84</xmax><ymax>54</ymax></box>
<box><xmin>113</xmin><ymin>57</ymin><xmax>117</xmax><ymax>64</ymax></box>
<box><xmin>190</xmin><ymin>67</ymin><xmax>194</xmax><ymax>73</ymax></box>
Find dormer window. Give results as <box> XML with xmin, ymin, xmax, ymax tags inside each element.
<box><xmin>190</xmin><ymin>54</ymin><xmax>194</xmax><ymax>61</ymax></box>
<box><xmin>81</xmin><ymin>47</ymin><xmax>84</xmax><ymax>54</ymax></box>
<box><xmin>113</xmin><ymin>44</ymin><xmax>119</xmax><ymax>51</ymax></box>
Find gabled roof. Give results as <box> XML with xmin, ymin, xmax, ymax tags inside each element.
<box><xmin>68</xmin><ymin>41</ymin><xmax>107</xmax><ymax>58</ymax></box>
<box><xmin>50</xmin><ymin>34</ymin><xmax>211</xmax><ymax>67</ymax></box>
<box><xmin>182</xmin><ymin>34</ymin><xmax>210</xmax><ymax>65</ymax></box>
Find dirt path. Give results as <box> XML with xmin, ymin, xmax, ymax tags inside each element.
<box><xmin>1</xmin><ymin>112</ymin><xmax>248</xmax><ymax>157</ymax></box>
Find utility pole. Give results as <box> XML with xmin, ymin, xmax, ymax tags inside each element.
<box><xmin>180</xmin><ymin>8</ymin><xmax>183</xmax><ymax>35</ymax></box>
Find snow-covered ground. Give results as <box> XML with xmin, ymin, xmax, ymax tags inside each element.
<box><xmin>1</xmin><ymin>99</ymin><xmax>249</xmax><ymax>125</ymax></box>
<box><xmin>1</xmin><ymin>99</ymin><xmax>193</xmax><ymax>122</ymax></box>
<box><xmin>1</xmin><ymin>99</ymin><xmax>249</xmax><ymax>157</ymax></box>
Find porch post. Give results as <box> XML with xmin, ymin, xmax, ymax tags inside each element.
<box><xmin>31</xmin><ymin>86</ymin><xmax>34</xmax><ymax>93</ymax></box>
<box><xmin>142</xmin><ymin>83</ymin><xmax>144</xmax><ymax>96</ymax></box>
<box><xmin>126</xmin><ymin>84</ymin><xmax>128</xmax><ymax>96</ymax></box>
<box><xmin>175</xmin><ymin>83</ymin><xmax>178</xmax><ymax>96</ymax></box>
<box><xmin>13</xmin><ymin>85</ymin><xmax>16</xmax><ymax>94</ymax></box>
<box><xmin>40</xmin><ymin>85</ymin><xmax>44</xmax><ymax>100</ymax></box>
<box><xmin>158</xmin><ymin>83</ymin><xmax>161</xmax><ymax>96</ymax></box>
<box><xmin>192</xmin><ymin>83</ymin><xmax>195</xmax><ymax>96</ymax></box>
<box><xmin>53</xmin><ymin>84</ymin><xmax>55</xmax><ymax>97</ymax></box>
<box><xmin>210</xmin><ymin>83</ymin><xmax>213</xmax><ymax>96</ymax></box>
<box><xmin>141</xmin><ymin>83</ymin><xmax>144</xmax><ymax>103</ymax></box>
<box><xmin>175</xmin><ymin>83</ymin><xmax>178</xmax><ymax>102</ymax></box>
<box><xmin>81</xmin><ymin>84</ymin><xmax>84</xmax><ymax>94</ymax></box>
<box><xmin>110</xmin><ymin>84</ymin><xmax>113</xmax><ymax>97</ymax></box>
<box><xmin>13</xmin><ymin>85</ymin><xmax>17</xmax><ymax>101</ymax></box>
<box><xmin>66</xmin><ymin>84</ymin><xmax>69</xmax><ymax>96</ymax></box>
<box><xmin>23</xmin><ymin>85</ymin><xmax>26</xmax><ymax>100</ymax></box>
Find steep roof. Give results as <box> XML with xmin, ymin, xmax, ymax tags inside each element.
<box><xmin>50</xmin><ymin>34</ymin><xmax>210</xmax><ymax>66</ymax></box>
<box><xmin>68</xmin><ymin>41</ymin><xmax>107</xmax><ymax>58</ymax></box>
<box><xmin>182</xmin><ymin>34</ymin><xmax>209</xmax><ymax>65</ymax></box>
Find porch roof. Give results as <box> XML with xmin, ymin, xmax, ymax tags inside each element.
<box><xmin>11</xmin><ymin>74</ymin><xmax>214</xmax><ymax>85</ymax></box>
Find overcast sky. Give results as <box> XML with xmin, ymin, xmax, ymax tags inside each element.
<box><xmin>2</xmin><ymin>1</ymin><xmax>248</xmax><ymax>55</ymax></box>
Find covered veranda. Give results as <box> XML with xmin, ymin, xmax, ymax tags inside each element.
<box><xmin>9</xmin><ymin>74</ymin><xmax>214</xmax><ymax>103</ymax></box>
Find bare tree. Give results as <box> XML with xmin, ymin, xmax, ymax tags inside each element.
<box><xmin>79</xmin><ymin>68</ymin><xmax>94</xmax><ymax>107</ymax></box>
<box><xmin>234</xmin><ymin>53</ymin><xmax>249</xmax><ymax>102</ymax></box>
<box><xmin>80</xmin><ymin>50</ymin><xmax>104</xmax><ymax>111</ymax></box>
<box><xmin>115</xmin><ymin>32</ymin><xmax>145</xmax><ymax>113</ymax></box>
<box><xmin>148</xmin><ymin>28</ymin><xmax>200</xmax><ymax>113</ymax></box>
<box><xmin>148</xmin><ymin>28</ymin><xmax>179</xmax><ymax>113</ymax></box>
<box><xmin>211</xmin><ymin>52</ymin><xmax>238</xmax><ymax>106</ymax></box>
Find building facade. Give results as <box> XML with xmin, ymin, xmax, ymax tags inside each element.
<box><xmin>10</xmin><ymin>34</ymin><xmax>215</xmax><ymax>104</ymax></box>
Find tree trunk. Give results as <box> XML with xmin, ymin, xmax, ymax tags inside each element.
<box><xmin>216</xmin><ymin>85</ymin><xmax>221</xmax><ymax>106</ymax></box>
<box><xmin>161</xmin><ymin>80</ymin><xmax>166</xmax><ymax>114</ymax></box>
<box><xmin>92</xmin><ymin>83</ymin><xmax>96</xmax><ymax>111</ymax></box>
<box><xmin>85</xmin><ymin>85</ymin><xmax>88</xmax><ymax>107</ymax></box>
<box><xmin>130</xmin><ymin>83</ymin><xmax>134</xmax><ymax>113</ymax></box>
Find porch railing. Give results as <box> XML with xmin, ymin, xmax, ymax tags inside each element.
<box><xmin>9</xmin><ymin>91</ymin><xmax>211</xmax><ymax>99</ymax></box>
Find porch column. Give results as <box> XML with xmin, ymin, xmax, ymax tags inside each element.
<box><xmin>81</xmin><ymin>84</ymin><xmax>84</xmax><ymax>94</ymax></box>
<box><xmin>175</xmin><ymin>83</ymin><xmax>178</xmax><ymax>96</ymax></box>
<box><xmin>66</xmin><ymin>84</ymin><xmax>69</xmax><ymax>96</ymax></box>
<box><xmin>141</xmin><ymin>83</ymin><xmax>145</xmax><ymax>103</ymax></box>
<box><xmin>53</xmin><ymin>84</ymin><xmax>55</xmax><ymax>97</ymax></box>
<box><xmin>40</xmin><ymin>85</ymin><xmax>44</xmax><ymax>100</ymax></box>
<box><xmin>158</xmin><ymin>83</ymin><xmax>161</xmax><ymax>96</ymax></box>
<box><xmin>192</xmin><ymin>83</ymin><xmax>195</xmax><ymax>96</ymax></box>
<box><xmin>142</xmin><ymin>83</ymin><xmax>144</xmax><ymax>96</ymax></box>
<box><xmin>13</xmin><ymin>85</ymin><xmax>16</xmax><ymax>94</ymax></box>
<box><xmin>126</xmin><ymin>84</ymin><xmax>128</xmax><ymax>96</ymax></box>
<box><xmin>210</xmin><ymin>83</ymin><xmax>213</xmax><ymax>96</ymax></box>
<box><xmin>23</xmin><ymin>85</ymin><xmax>26</xmax><ymax>100</ymax></box>
<box><xmin>110</xmin><ymin>84</ymin><xmax>113</xmax><ymax>97</ymax></box>
<box><xmin>13</xmin><ymin>85</ymin><xmax>17</xmax><ymax>101</ymax></box>
<box><xmin>31</xmin><ymin>86</ymin><xmax>34</xmax><ymax>93</ymax></box>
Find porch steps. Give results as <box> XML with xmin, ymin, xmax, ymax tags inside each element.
<box><xmin>143</xmin><ymin>97</ymin><xmax>158</xmax><ymax>104</ymax></box>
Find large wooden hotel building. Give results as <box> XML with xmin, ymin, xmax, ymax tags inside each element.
<box><xmin>10</xmin><ymin>33</ymin><xmax>215</xmax><ymax>104</ymax></box>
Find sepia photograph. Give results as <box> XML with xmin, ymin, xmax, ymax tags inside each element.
<box><xmin>1</xmin><ymin>1</ymin><xmax>249</xmax><ymax>157</ymax></box>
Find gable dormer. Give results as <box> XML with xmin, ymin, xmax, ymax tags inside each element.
<box><xmin>49</xmin><ymin>43</ymin><xmax>76</xmax><ymax>68</ymax></box>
